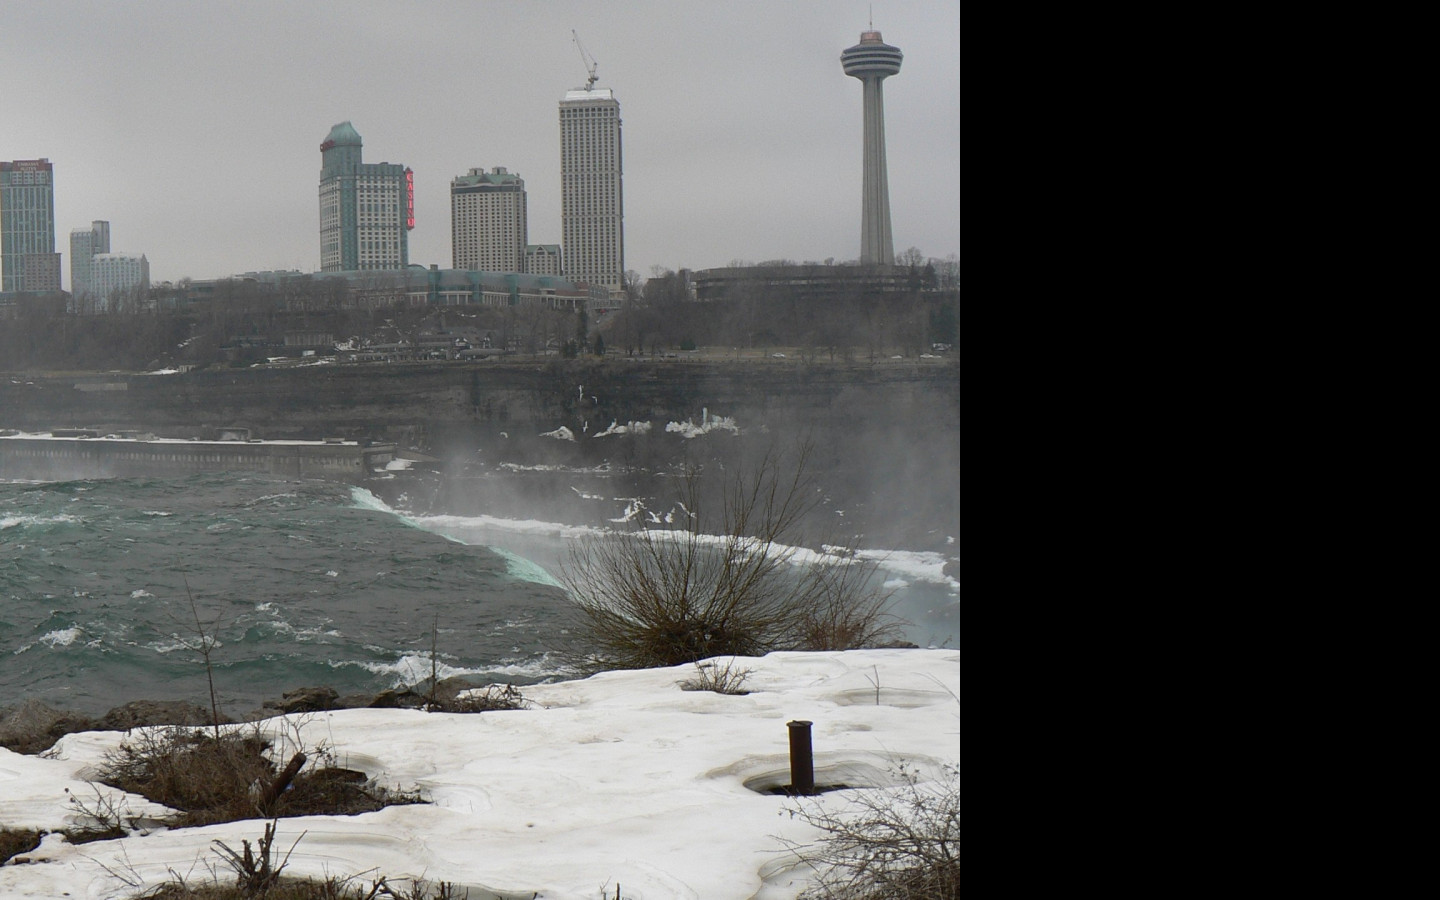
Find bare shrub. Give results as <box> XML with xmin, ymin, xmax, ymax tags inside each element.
<box><xmin>442</xmin><ymin>683</ymin><xmax>530</xmax><ymax>713</ymax></box>
<box><xmin>141</xmin><ymin>874</ymin><xmax>473</xmax><ymax>899</ymax></box>
<box><xmin>679</xmin><ymin>659</ymin><xmax>754</xmax><ymax>695</ymax></box>
<box><xmin>784</xmin><ymin>763</ymin><xmax>960</xmax><ymax>900</ymax></box>
<box><xmin>179</xmin><ymin>578</ymin><xmax>225</xmax><ymax>740</ymax></box>
<box><xmin>795</xmin><ymin>552</ymin><xmax>903</xmax><ymax>651</ymax></box>
<box><xmin>100</xmin><ymin>728</ymin><xmax>274</xmax><ymax>826</ymax></box>
<box><xmin>560</xmin><ymin>444</ymin><xmax>900</xmax><ymax>670</ymax></box>
<box><xmin>212</xmin><ymin>819</ymin><xmax>301</xmax><ymax>895</ymax></box>
<box><xmin>63</xmin><ymin>784</ymin><xmax>138</xmax><ymax>843</ymax></box>
<box><xmin>136</xmin><ymin>828</ymin><xmax>477</xmax><ymax>900</ymax></box>
<box><xmin>98</xmin><ymin>725</ymin><xmax>423</xmax><ymax>828</ymax></box>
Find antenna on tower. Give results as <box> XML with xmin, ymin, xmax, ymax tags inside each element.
<box><xmin>572</xmin><ymin>30</ymin><xmax>599</xmax><ymax>90</ymax></box>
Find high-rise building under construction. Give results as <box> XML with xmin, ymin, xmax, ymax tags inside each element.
<box><xmin>559</xmin><ymin>87</ymin><xmax>623</xmax><ymax>292</ymax></box>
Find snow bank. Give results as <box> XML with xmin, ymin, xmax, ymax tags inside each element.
<box><xmin>592</xmin><ymin>419</ymin><xmax>653</xmax><ymax>437</ymax></box>
<box><xmin>665</xmin><ymin>408</ymin><xmax>740</xmax><ymax>439</ymax></box>
<box><xmin>0</xmin><ymin>650</ymin><xmax>959</xmax><ymax>900</ymax></box>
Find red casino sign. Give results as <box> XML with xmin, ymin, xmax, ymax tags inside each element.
<box><xmin>405</xmin><ymin>168</ymin><xmax>415</xmax><ymax>230</ymax></box>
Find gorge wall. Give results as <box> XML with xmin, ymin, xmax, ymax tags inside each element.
<box><xmin>1</xmin><ymin>359</ymin><xmax>959</xmax><ymax>548</ymax></box>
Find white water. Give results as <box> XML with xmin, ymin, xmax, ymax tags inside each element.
<box><xmin>350</xmin><ymin>489</ymin><xmax>961</xmax><ymax>648</ymax></box>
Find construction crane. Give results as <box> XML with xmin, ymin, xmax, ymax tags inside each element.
<box><xmin>572</xmin><ymin>30</ymin><xmax>599</xmax><ymax>90</ymax></box>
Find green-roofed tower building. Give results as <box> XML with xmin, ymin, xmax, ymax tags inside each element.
<box><xmin>319</xmin><ymin>122</ymin><xmax>412</xmax><ymax>272</ymax></box>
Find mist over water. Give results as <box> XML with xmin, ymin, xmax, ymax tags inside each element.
<box><xmin>2</xmin><ymin>466</ymin><xmax>958</xmax><ymax>717</ymax></box>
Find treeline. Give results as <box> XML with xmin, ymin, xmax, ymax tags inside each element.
<box><xmin>606</xmin><ymin>255</ymin><xmax>959</xmax><ymax>361</ymax></box>
<box><xmin>0</xmin><ymin>259</ymin><xmax>959</xmax><ymax>372</ymax></box>
<box><xmin>609</xmin><ymin>279</ymin><xmax>957</xmax><ymax>361</ymax></box>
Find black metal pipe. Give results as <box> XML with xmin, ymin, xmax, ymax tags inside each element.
<box><xmin>788</xmin><ymin>719</ymin><xmax>814</xmax><ymax>796</ymax></box>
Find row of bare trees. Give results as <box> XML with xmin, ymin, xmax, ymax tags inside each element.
<box><xmin>603</xmin><ymin>274</ymin><xmax>958</xmax><ymax>360</ymax></box>
<box><xmin>2</xmin><ymin>250</ymin><xmax>958</xmax><ymax>370</ymax></box>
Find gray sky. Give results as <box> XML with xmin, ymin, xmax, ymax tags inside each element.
<box><xmin>1</xmin><ymin>1</ymin><xmax>959</xmax><ymax>285</ymax></box>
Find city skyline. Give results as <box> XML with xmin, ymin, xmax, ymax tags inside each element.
<box><xmin>0</xmin><ymin>1</ymin><xmax>960</xmax><ymax>285</ymax></box>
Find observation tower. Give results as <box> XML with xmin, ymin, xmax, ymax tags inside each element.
<box><xmin>841</xmin><ymin>30</ymin><xmax>903</xmax><ymax>266</ymax></box>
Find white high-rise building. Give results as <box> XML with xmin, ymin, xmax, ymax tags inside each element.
<box><xmin>559</xmin><ymin>87</ymin><xmax>623</xmax><ymax>292</ymax></box>
<box><xmin>69</xmin><ymin>220</ymin><xmax>110</xmax><ymax>299</ymax></box>
<box><xmin>90</xmin><ymin>252</ymin><xmax>149</xmax><ymax>310</ymax></box>
<box><xmin>451</xmin><ymin>167</ymin><xmax>527</xmax><ymax>273</ymax></box>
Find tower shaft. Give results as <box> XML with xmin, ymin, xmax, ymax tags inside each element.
<box><xmin>859</xmin><ymin>77</ymin><xmax>895</xmax><ymax>266</ymax></box>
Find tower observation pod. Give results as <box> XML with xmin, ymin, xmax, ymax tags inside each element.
<box><xmin>841</xmin><ymin>30</ymin><xmax>903</xmax><ymax>266</ymax></box>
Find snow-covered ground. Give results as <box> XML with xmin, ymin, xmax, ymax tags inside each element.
<box><xmin>1</xmin><ymin>650</ymin><xmax>959</xmax><ymax>899</ymax></box>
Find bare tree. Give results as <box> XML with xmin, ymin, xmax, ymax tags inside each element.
<box><xmin>897</xmin><ymin>246</ymin><xmax>926</xmax><ymax>268</ymax></box>
<box><xmin>559</xmin><ymin>444</ymin><xmax>899</xmax><ymax>670</ymax></box>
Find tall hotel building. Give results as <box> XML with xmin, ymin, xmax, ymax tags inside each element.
<box><xmin>319</xmin><ymin>122</ymin><xmax>413</xmax><ymax>272</ymax></box>
<box><xmin>0</xmin><ymin>159</ymin><xmax>62</xmax><ymax>293</ymax></box>
<box><xmin>559</xmin><ymin>88</ymin><xmax>623</xmax><ymax>292</ymax></box>
<box><xmin>451</xmin><ymin>167</ymin><xmax>527</xmax><ymax>273</ymax></box>
<box><xmin>69</xmin><ymin>220</ymin><xmax>111</xmax><ymax>300</ymax></box>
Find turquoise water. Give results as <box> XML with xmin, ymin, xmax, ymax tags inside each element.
<box><xmin>1</xmin><ymin>473</ymin><xmax>572</xmax><ymax>716</ymax></box>
<box><xmin>2</xmin><ymin>472</ymin><xmax>959</xmax><ymax>717</ymax></box>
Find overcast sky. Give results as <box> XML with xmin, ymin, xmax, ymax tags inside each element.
<box><xmin>1</xmin><ymin>1</ymin><xmax>959</xmax><ymax>286</ymax></box>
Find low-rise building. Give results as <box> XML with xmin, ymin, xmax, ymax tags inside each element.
<box><xmin>524</xmin><ymin>244</ymin><xmax>563</xmax><ymax>277</ymax></box>
<box><xmin>90</xmin><ymin>252</ymin><xmax>150</xmax><ymax>310</ymax></box>
<box><xmin>691</xmin><ymin>264</ymin><xmax>914</xmax><ymax>302</ymax></box>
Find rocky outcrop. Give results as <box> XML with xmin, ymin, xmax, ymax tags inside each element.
<box><xmin>0</xmin><ymin>360</ymin><xmax>958</xmax><ymax>446</ymax></box>
<box><xmin>0</xmin><ymin>700</ymin><xmax>95</xmax><ymax>755</ymax></box>
<box><xmin>264</xmin><ymin>686</ymin><xmax>341</xmax><ymax>713</ymax></box>
<box><xmin>0</xmin><ymin>679</ymin><xmax>537</xmax><ymax>754</ymax></box>
<box><xmin>96</xmin><ymin>700</ymin><xmax>227</xmax><ymax>731</ymax></box>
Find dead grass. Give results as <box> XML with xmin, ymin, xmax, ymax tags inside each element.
<box><xmin>678</xmin><ymin>659</ymin><xmax>754</xmax><ymax>695</ymax></box>
<box><xmin>141</xmin><ymin>875</ymin><xmax>472</xmax><ymax>899</ymax></box>
<box><xmin>97</xmin><ymin>726</ymin><xmax>423</xmax><ymax>828</ymax></box>
<box><xmin>0</xmin><ymin>827</ymin><xmax>43</xmax><ymax>864</ymax></box>
<box><xmin>437</xmin><ymin>683</ymin><xmax>530</xmax><ymax>713</ymax></box>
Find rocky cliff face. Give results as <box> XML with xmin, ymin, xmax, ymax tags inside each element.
<box><xmin>1</xmin><ymin>359</ymin><xmax>959</xmax><ymax>548</ymax></box>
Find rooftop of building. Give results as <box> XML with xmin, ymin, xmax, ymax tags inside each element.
<box><xmin>452</xmin><ymin>167</ymin><xmax>524</xmax><ymax>187</ymax></box>
<box><xmin>324</xmin><ymin>121</ymin><xmax>362</xmax><ymax>147</ymax></box>
<box><xmin>562</xmin><ymin>88</ymin><xmax>617</xmax><ymax>102</ymax></box>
